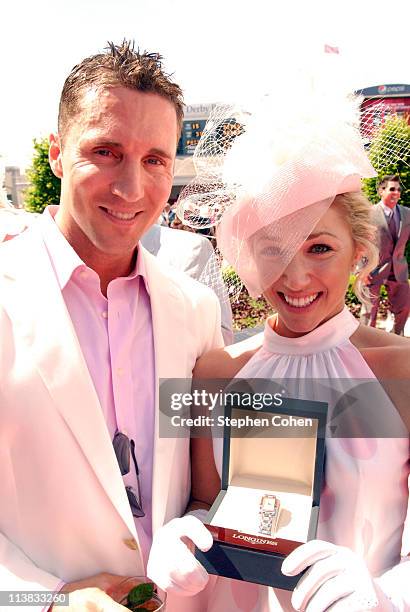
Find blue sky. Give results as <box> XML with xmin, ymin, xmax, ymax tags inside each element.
<box><xmin>1</xmin><ymin>0</ymin><xmax>409</xmax><ymax>168</ymax></box>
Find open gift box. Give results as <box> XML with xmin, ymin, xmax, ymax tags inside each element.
<box><xmin>195</xmin><ymin>396</ymin><xmax>328</xmax><ymax>590</ymax></box>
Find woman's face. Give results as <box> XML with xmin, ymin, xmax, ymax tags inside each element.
<box><xmin>263</xmin><ymin>203</ymin><xmax>359</xmax><ymax>338</ymax></box>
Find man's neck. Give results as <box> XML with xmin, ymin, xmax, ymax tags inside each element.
<box><xmin>54</xmin><ymin>208</ymin><xmax>138</xmax><ymax>297</ymax></box>
<box><xmin>382</xmin><ymin>201</ymin><xmax>397</xmax><ymax>213</ymax></box>
<box><xmin>84</xmin><ymin>249</ymin><xmax>138</xmax><ymax>297</ymax></box>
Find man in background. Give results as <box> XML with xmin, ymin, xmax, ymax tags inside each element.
<box><xmin>142</xmin><ymin>223</ymin><xmax>233</xmax><ymax>344</ymax></box>
<box><xmin>361</xmin><ymin>175</ymin><xmax>410</xmax><ymax>334</ymax></box>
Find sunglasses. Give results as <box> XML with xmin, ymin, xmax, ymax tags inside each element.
<box><xmin>113</xmin><ymin>431</ymin><xmax>145</xmax><ymax>518</ymax></box>
<box><xmin>387</xmin><ymin>187</ymin><xmax>401</xmax><ymax>192</ymax></box>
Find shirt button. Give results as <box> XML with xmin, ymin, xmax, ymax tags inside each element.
<box><xmin>117</xmin><ymin>368</ymin><xmax>124</xmax><ymax>376</ymax></box>
<box><xmin>79</xmin><ymin>270</ymin><xmax>88</xmax><ymax>279</ymax></box>
<box><xmin>102</xmin><ymin>311</ymin><xmax>108</xmax><ymax>319</ymax></box>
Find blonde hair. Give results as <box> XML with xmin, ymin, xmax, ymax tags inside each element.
<box><xmin>333</xmin><ymin>192</ymin><xmax>379</xmax><ymax>305</ymax></box>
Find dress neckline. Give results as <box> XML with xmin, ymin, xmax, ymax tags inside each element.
<box><xmin>264</xmin><ymin>306</ymin><xmax>359</xmax><ymax>356</ymax></box>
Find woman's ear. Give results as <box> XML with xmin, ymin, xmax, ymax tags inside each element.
<box><xmin>351</xmin><ymin>246</ymin><xmax>366</xmax><ymax>273</ymax></box>
<box><xmin>48</xmin><ymin>133</ymin><xmax>63</xmax><ymax>179</ymax></box>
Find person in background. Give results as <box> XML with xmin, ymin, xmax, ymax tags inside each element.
<box><xmin>142</xmin><ymin>223</ymin><xmax>234</xmax><ymax>344</ymax></box>
<box><xmin>0</xmin><ymin>199</ymin><xmax>39</xmax><ymax>242</ymax></box>
<box><xmin>361</xmin><ymin>174</ymin><xmax>410</xmax><ymax>334</ymax></box>
<box><xmin>170</xmin><ymin>213</ymin><xmax>195</xmax><ymax>232</ymax></box>
<box><xmin>157</xmin><ymin>202</ymin><xmax>171</xmax><ymax>226</ymax></box>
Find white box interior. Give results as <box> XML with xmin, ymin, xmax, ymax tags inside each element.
<box><xmin>210</xmin><ymin>412</ymin><xmax>318</xmax><ymax>542</ymax></box>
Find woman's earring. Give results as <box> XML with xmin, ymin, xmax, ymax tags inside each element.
<box><xmin>353</xmin><ymin>256</ymin><xmax>368</xmax><ymax>274</ymax></box>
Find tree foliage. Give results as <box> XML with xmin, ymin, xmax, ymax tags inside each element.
<box><xmin>362</xmin><ymin>115</ymin><xmax>410</xmax><ymax>207</ymax></box>
<box><xmin>25</xmin><ymin>138</ymin><xmax>61</xmax><ymax>213</ymax></box>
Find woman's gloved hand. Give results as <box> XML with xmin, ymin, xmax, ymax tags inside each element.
<box><xmin>282</xmin><ymin>539</ymin><xmax>394</xmax><ymax>611</ymax></box>
<box><xmin>147</xmin><ymin>515</ymin><xmax>213</xmax><ymax>597</ymax></box>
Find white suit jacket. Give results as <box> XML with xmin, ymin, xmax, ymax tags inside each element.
<box><xmin>0</xmin><ymin>224</ymin><xmax>223</xmax><ymax>606</ymax></box>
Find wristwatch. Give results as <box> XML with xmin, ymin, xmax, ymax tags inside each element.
<box><xmin>259</xmin><ymin>494</ymin><xmax>281</xmax><ymax>537</ymax></box>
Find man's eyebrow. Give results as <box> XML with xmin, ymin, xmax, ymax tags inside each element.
<box><xmin>306</xmin><ymin>231</ymin><xmax>339</xmax><ymax>240</ymax></box>
<box><xmin>147</xmin><ymin>147</ymin><xmax>174</xmax><ymax>161</ymax></box>
<box><xmin>88</xmin><ymin>139</ymin><xmax>123</xmax><ymax>148</ymax></box>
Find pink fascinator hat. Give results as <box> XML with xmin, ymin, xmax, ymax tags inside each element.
<box><xmin>176</xmin><ymin>85</ymin><xmax>378</xmax><ymax>297</ymax></box>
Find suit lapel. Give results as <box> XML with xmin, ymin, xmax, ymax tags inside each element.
<box><xmin>1</xmin><ymin>228</ymin><xmax>139</xmax><ymax>546</ymax></box>
<box><xmin>375</xmin><ymin>203</ymin><xmax>388</xmax><ymax>229</ymax></box>
<box><xmin>141</xmin><ymin>248</ymin><xmax>191</xmax><ymax>531</ymax></box>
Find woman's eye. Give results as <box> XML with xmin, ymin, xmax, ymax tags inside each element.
<box><xmin>310</xmin><ymin>244</ymin><xmax>332</xmax><ymax>254</ymax></box>
<box><xmin>259</xmin><ymin>246</ymin><xmax>282</xmax><ymax>258</ymax></box>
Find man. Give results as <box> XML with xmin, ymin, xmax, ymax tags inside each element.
<box><xmin>361</xmin><ymin>175</ymin><xmax>410</xmax><ymax>334</ymax></box>
<box><xmin>0</xmin><ymin>42</ymin><xmax>222</xmax><ymax>610</ymax></box>
<box><xmin>141</xmin><ymin>224</ymin><xmax>234</xmax><ymax>344</ymax></box>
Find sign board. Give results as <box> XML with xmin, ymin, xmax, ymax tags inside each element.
<box><xmin>357</xmin><ymin>84</ymin><xmax>410</xmax><ymax>98</ymax></box>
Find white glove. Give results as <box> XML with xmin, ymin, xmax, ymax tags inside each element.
<box><xmin>281</xmin><ymin>540</ymin><xmax>395</xmax><ymax>611</ymax></box>
<box><xmin>147</xmin><ymin>515</ymin><xmax>213</xmax><ymax>597</ymax></box>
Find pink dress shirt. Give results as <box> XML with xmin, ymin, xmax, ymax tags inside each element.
<box><xmin>40</xmin><ymin>206</ymin><xmax>155</xmax><ymax>567</ymax></box>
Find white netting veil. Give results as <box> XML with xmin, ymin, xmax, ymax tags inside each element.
<box><xmin>175</xmin><ymin>104</ymin><xmax>248</xmax><ymax>230</ymax></box>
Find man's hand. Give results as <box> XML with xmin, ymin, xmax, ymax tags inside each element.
<box><xmin>282</xmin><ymin>540</ymin><xmax>391</xmax><ymax>611</ymax></box>
<box><xmin>52</xmin><ymin>573</ymin><xmax>132</xmax><ymax>611</ymax></box>
<box><xmin>53</xmin><ymin>587</ymin><xmax>128</xmax><ymax>611</ymax></box>
<box><xmin>147</xmin><ymin>516</ymin><xmax>213</xmax><ymax>596</ymax></box>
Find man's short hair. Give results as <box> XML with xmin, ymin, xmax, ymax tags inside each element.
<box><xmin>378</xmin><ymin>175</ymin><xmax>400</xmax><ymax>189</ymax></box>
<box><xmin>58</xmin><ymin>40</ymin><xmax>184</xmax><ymax>142</ymax></box>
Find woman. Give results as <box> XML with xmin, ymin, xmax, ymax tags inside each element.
<box><xmin>179</xmin><ymin>93</ymin><xmax>410</xmax><ymax>611</ymax></box>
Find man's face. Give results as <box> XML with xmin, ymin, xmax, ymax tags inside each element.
<box><xmin>50</xmin><ymin>86</ymin><xmax>177</xmax><ymax>265</ymax></box>
<box><xmin>379</xmin><ymin>180</ymin><xmax>401</xmax><ymax>209</ymax></box>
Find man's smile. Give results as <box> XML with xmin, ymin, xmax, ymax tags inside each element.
<box><xmin>100</xmin><ymin>206</ymin><xmax>141</xmax><ymax>224</ymax></box>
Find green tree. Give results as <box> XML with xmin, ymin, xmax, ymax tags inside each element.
<box><xmin>362</xmin><ymin>115</ymin><xmax>410</xmax><ymax>268</ymax></box>
<box><xmin>25</xmin><ymin>137</ymin><xmax>61</xmax><ymax>213</ymax></box>
<box><xmin>362</xmin><ymin>115</ymin><xmax>410</xmax><ymax>206</ymax></box>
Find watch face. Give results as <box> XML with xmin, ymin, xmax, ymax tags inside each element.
<box><xmin>261</xmin><ymin>495</ymin><xmax>277</xmax><ymax>511</ymax></box>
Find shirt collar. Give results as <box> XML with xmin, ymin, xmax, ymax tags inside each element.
<box><xmin>40</xmin><ymin>205</ymin><xmax>149</xmax><ymax>293</ymax></box>
<box><xmin>381</xmin><ymin>201</ymin><xmax>396</xmax><ymax>217</ymax></box>
<box><xmin>131</xmin><ymin>241</ymin><xmax>151</xmax><ymax>296</ymax></box>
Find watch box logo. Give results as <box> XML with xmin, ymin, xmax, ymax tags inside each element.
<box><xmin>205</xmin><ymin>524</ymin><xmax>301</xmax><ymax>555</ymax></box>
<box><xmin>232</xmin><ymin>533</ymin><xmax>278</xmax><ymax>546</ymax></box>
